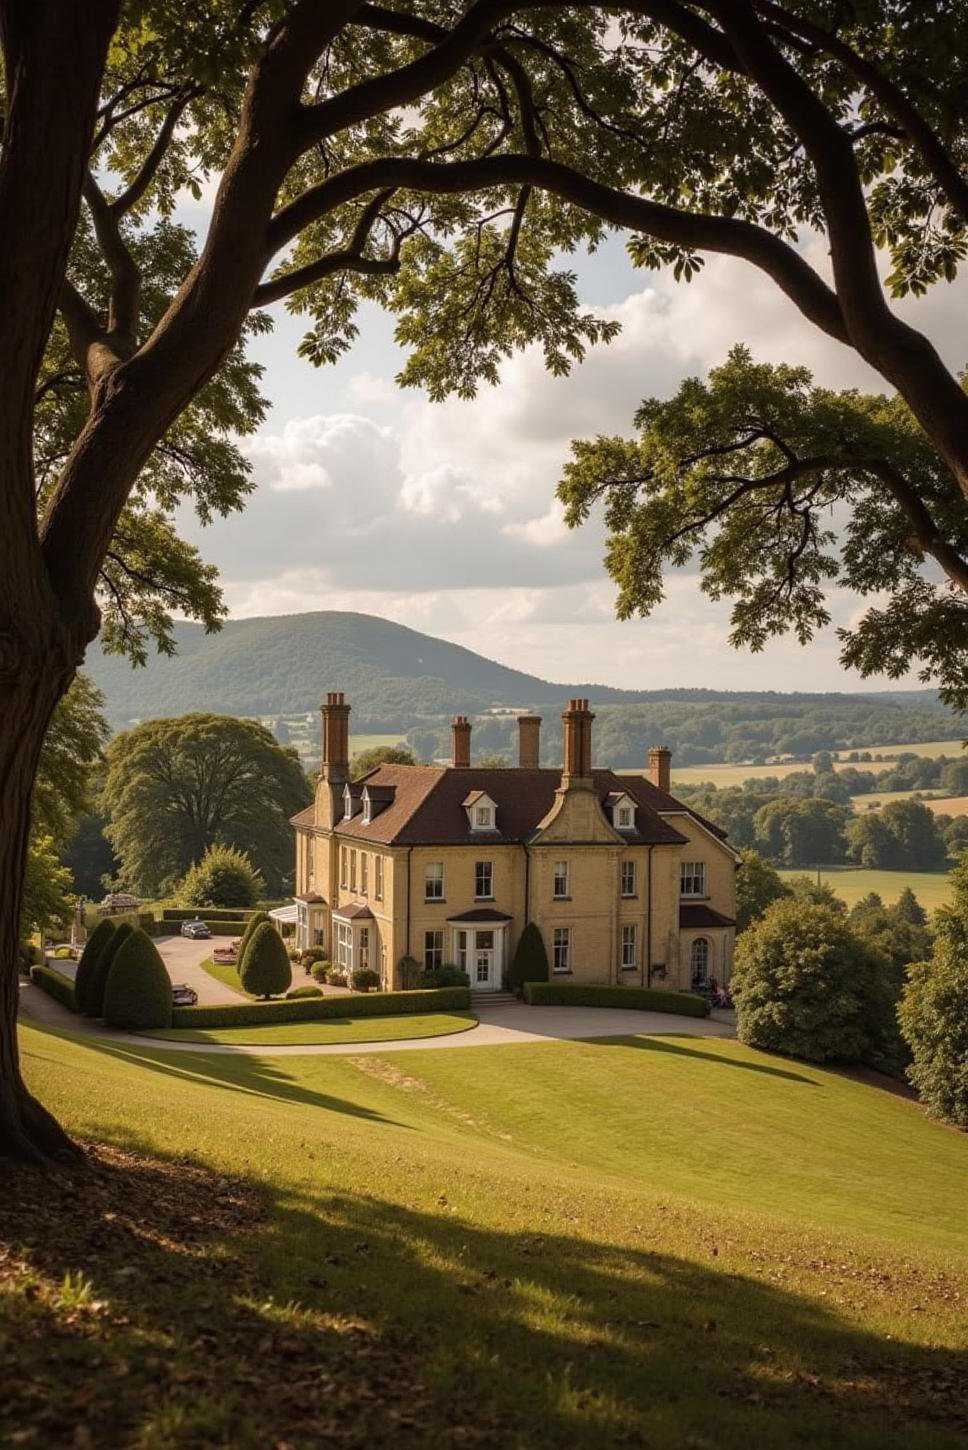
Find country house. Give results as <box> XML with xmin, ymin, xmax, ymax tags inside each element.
<box><xmin>290</xmin><ymin>694</ymin><xmax>738</xmax><ymax>992</ymax></box>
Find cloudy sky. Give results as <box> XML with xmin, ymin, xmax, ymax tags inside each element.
<box><xmin>179</xmin><ymin>224</ymin><xmax>966</xmax><ymax>693</ymax></box>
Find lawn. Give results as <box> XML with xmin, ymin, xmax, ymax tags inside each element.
<box><xmin>139</xmin><ymin>1011</ymin><xmax>478</xmax><ymax>1045</ymax></box>
<box><xmin>777</xmin><ymin>867</ymin><xmax>953</xmax><ymax>911</ymax></box>
<box><xmin>202</xmin><ymin>954</ymin><xmax>248</xmax><ymax>995</ymax></box>
<box><xmin>5</xmin><ymin>1019</ymin><xmax>967</xmax><ymax>1448</ymax></box>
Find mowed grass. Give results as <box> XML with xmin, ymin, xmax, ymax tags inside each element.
<box><xmin>201</xmin><ymin>955</ymin><xmax>248</xmax><ymax>995</ymax></box>
<box><xmin>672</xmin><ymin>738</ymin><xmax>966</xmax><ymax>789</ymax></box>
<box><xmin>777</xmin><ymin>867</ymin><xmax>953</xmax><ymax>910</ymax></box>
<box><xmin>139</xmin><ymin>1011</ymin><xmax>478</xmax><ymax>1046</ymax></box>
<box><xmin>6</xmin><ymin>1019</ymin><xmax>968</xmax><ymax>1449</ymax></box>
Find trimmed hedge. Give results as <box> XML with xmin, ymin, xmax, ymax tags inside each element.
<box><xmin>160</xmin><ymin>919</ymin><xmax>245</xmax><ymax>937</ymax></box>
<box><xmin>30</xmin><ymin>964</ymin><xmax>77</xmax><ymax>1011</ymax></box>
<box><xmin>83</xmin><ymin>920</ymin><xmax>134</xmax><ymax>1016</ymax></box>
<box><xmin>103</xmin><ymin>929</ymin><xmax>173</xmax><ymax>1030</ymax></box>
<box><xmin>162</xmin><ymin>907</ymin><xmax>255</xmax><ymax>923</ymax></box>
<box><xmin>171</xmin><ymin>986</ymin><xmax>471</xmax><ymax>1029</ymax></box>
<box><xmin>74</xmin><ymin>918</ymin><xmax>115</xmax><ymax>1011</ymax></box>
<box><xmin>521</xmin><ymin>982</ymin><xmax>710</xmax><ymax>1017</ymax></box>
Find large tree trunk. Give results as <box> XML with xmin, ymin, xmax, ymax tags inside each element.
<box><xmin>0</xmin><ymin>648</ymin><xmax>84</xmax><ymax>1163</ymax></box>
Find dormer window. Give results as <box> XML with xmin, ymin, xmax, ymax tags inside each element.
<box><xmin>463</xmin><ymin>790</ymin><xmax>498</xmax><ymax>832</ymax></box>
<box><xmin>608</xmin><ymin>792</ymin><xmax>636</xmax><ymax>831</ymax></box>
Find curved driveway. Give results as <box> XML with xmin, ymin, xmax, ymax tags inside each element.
<box><xmin>19</xmin><ymin>972</ymin><xmax>735</xmax><ymax>1058</ymax></box>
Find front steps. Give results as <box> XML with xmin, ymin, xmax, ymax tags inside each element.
<box><xmin>471</xmin><ymin>991</ymin><xmax>519</xmax><ymax>1008</ymax></box>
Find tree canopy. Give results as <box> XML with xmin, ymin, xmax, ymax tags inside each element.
<box><xmin>101</xmin><ymin>715</ymin><xmax>311</xmax><ymax>897</ymax></box>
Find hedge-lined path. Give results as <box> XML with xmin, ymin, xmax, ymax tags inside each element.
<box><xmin>18</xmin><ymin>977</ymin><xmax>736</xmax><ymax>1057</ymax></box>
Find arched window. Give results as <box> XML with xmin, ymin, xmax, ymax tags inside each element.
<box><xmin>690</xmin><ymin>937</ymin><xmax>710</xmax><ymax>986</ymax></box>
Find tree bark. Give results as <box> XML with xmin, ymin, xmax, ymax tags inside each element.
<box><xmin>0</xmin><ymin>641</ymin><xmax>85</xmax><ymax>1163</ymax></box>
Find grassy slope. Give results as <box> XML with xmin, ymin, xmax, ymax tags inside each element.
<box><xmin>141</xmin><ymin>1011</ymin><xmax>478</xmax><ymax>1045</ymax></box>
<box><xmin>777</xmin><ymin>867</ymin><xmax>953</xmax><ymax>910</ymax></box>
<box><xmin>7</xmin><ymin>1021</ymin><xmax>967</xmax><ymax>1449</ymax></box>
<box><xmin>202</xmin><ymin>955</ymin><xmax>248</xmax><ymax>995</ymax></box>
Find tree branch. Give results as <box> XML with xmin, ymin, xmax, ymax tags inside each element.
<box><xmin>82</xmin><ymin>172</ymin><xmax>141</xmax><ymax>347</ymax></box>
<box><xmin>266</xmin><ymin>153</ymin><xmax>849</xmax><ymax>344</ymax></box>
<box><xmin>863</xmin><ymin>460</ymin><xmax>968</xmax><ymax>593</ymax></box>
<box><xmin>110</xmin><ymin>89</ymin><xmax>195</xmax><ymax>218</ymax></box>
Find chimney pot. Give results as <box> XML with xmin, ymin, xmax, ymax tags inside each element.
<box><xmin>517</xmin><ymin>714</ymin><xmax>542</xmax><ymax>769</ymax></box>
<box><xmin>452</xmin><ymin>715</ymin><xmax>472</xmax><ymax>769</ymax></box>
<box><xmin>320</xmin><ymin>690</ymin><xmax>351</xmax><ymax>782</ymax></box>
<box><xmin>648</xmin><ymin>745</ymin><xmax>672</xmax><ymax>793</ymax></box>
<box><xmin>561</xmin><ymin>698</ymin><xmax>595</xmax><ymax>783</ymax></box>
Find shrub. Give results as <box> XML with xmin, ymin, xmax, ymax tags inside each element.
<box><xmin>522</xmin><ymin>982</ymin><xmax>709</xmax><ymax>1016</ymax></box>
<box><xmin>179</xmin><ymin>845</ymin><xmax>265</xmax><ymax>909</ymax></box>
<box><xmin>300</xmin><ymin>946</ymin><xmax>328</xmax><ymax>965</ymax></box>
<box><xmin>399</xmin><ymin>954</ymin><xmax>420</xmax><ymax>990</ymax></box>
<box><xmin>102</xmin><ymin>929</ymin><xmax>173</xmax><ymax>1030</ymax></box>
<box><xmin>171</xmin><ymin>986</ymin><xmax>471</xmax><ymax>1028</ymax></box>
<box><xmin>239</xmin><ymin>922</ymin><xmax>292</xmax><ymax>1000</ymax></box>
<box><xmin>732</xmin><ymin>899</ymin><xmax>889</xmax><ymax>1063</ymax></box>
<box><xmin>73</xmin><ymin>918</ymin><xmax>115</xmax><ymax>1014</ymax></box>
<box><xmin>325</xmin><ymin>965</ymin><xmax>347</xmax><ymax>987</ymax></box>
<box><xmin>82</xmin><ymin>920</ymin><xmax>134</xmax><ymax>1017</ymax></box>
<box><xmin>30</xmin><ymin>964</ymin><xmax>77</xmax><ymax>1011</ymax></box>
<box><xmin>18</xmin><ymin>942</ymin><xmax>41</xmax><ymax>973</ymax></box>
<box><xmin>418</xmin><ymin>963</ymin><xmax>470</xmax><ymax>988</ymax></box>
<box><xmin>237</xmin><ymin>910</ymin><xmax>270</xmax><ymax>957</ymax></box>
<box><xmin>287</xmin><ymin>984</ymin><xmax>324</xmax><ymax>1000</ymax></box>
<box><xmin>351</xmin><ymin>967</ymin><xmax>381</xmax><ymax>992</ymax></box>
<box><xmin>507</xmin><ymin>923</ymin><xmax>549</xmax><ymax>991</ymax></box>
<box><xmin>898</xmin><ymin>858</ymin><xmax>968</xmax><ymax>1127</ymax></box>
<box><xmin>310</xmin><ymin>960</ymin><xmax>332</xmax><ymax>983</ymax></box>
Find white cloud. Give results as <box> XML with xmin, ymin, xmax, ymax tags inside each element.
<box><xmin>181</xmin><ymin>239</ymin><xmax>965</xmax><ymax>691</ymax></box>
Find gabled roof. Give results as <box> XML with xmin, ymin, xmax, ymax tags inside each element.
<box><xmin>295</xmin><ymin>891</ymin><xmax>326</xmax><ymax>904</ymax></box>
<box><xmin>332</xmin><ymin>902</ymin><xmax>374</xmax><ymax>921</ymax></box>
<box><xmin>328</xmin><ymin>765</ymin><xmax>691</xmax><ymax>847</ymax></box>
<box><xmin>447</xmin><ymin>907</ymin><xmax>513</xmax><ymax>923</ymax></box>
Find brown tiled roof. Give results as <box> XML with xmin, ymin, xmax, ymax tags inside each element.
<box><xmin>332</xmin><ymin>903</ymin><xmax>374</xmax><ymax>921</ymax></box>
<box><xmin>291</xmin><ymin>805</ymin><xmax>316</xmax><ymax>827</ymax></box>
<box><xmin>295</xmin><ymin>891</ymin><xmax>326</xmax><ymax>904</ymax></box>
<box><xmin>679</xmin><ymin>903</ymin><xmax>735</xmax><ymax>929</ymax></box>
<box><xmin>629</xmin><ymin>776</ymin><xmax>730</xmax><ymax>842</ymax></box>
<box><xmin>331</xmin><ymin>766</ymin><xmax>689</xmax><ymax>847</ymax></box>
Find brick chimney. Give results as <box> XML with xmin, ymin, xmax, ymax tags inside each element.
<box><xmin>561</xmin><ymin>698</ymin><xmax>594</xmax><ymax>786</ymax></box>
<box><xmin>517</xmin><ymin>714</ymin><xmax>541</xmax><ymax>769</ymax></box>
<box><xmin>648</xmin><ymin>745</ymin><xmax>671</xmax><ymax>793</ymax></box>
<box><xmin>320</xmin><ymin>691</ymin><xmax>350</xmax><ymax>783</ymax></box>
<box><xmin>451</xmin><ymin>715</ymin><xmax>471</xmax><ymax>768</ymax></box>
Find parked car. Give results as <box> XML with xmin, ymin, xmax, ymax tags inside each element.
<box><xmin>180</xmin><ymin>919</ymin><xmax>212</xmax><ymax>939</ymax></box>
<box><xmin>171</xmin><ymin>982</ymin><xmax>198</xmax><ymax>1007</ymax></box>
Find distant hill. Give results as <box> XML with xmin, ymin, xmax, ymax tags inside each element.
<box><xmin>83</xmin><ymin>610</ymin><xmax>964</xmax><ymax>765</ymax></box>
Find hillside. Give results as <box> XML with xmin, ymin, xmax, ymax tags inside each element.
<box><xmin>83</xmin><ymin>610</ymin><xmax>963</xmax><ymax>761</ymax></box>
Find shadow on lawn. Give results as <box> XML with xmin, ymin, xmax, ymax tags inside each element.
<box><xmin>595</xmin><ymin>1034</ymin><xmax>820</xmax><ymax>1085</ymax></box>
<box><xmin>2</xmin><ymin>1141</ymin><xmax>965</xmax><ymax>1450</ymax></box>
<box><xmin>74</xmin><ymin>1035</ymin><xmax>411</xmax><ymax>1126</ymax></box>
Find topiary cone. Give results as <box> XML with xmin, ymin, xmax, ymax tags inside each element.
<box><xmin>239</xmin><ymin>921</ymin><xmax>292</xmax><ymax>1000</ymax></box>
<box><xmin>74</xmin><ymin>918</ymin><xmax>115</xmax><ymax>1015</ymax></box>
<box><xmin>103</xmin><ymin>928</ymin><xmax>173</xmax><ymax>1030</ymax></box>
<box><xmin>85</xmin><ymin>920</ymin><xmax>135</xmax><ymax>1017</ymax></box>
<box><xmin>237</xmin><ymin>909</ymin><xmax>270</xmax><ymax>955</ymax></box>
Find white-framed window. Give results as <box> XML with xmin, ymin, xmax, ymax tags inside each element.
<box><xmin>455</xmin><ymin>929</ymin><xmax>468</xmax><ymax>972</ymax></box>
<box><xmin>691</xmin><ymin>937</ymin><xmax>710</xmax><ymax>985</ymax></box>
<box><xmin>313</xmin><ymin>922</ymin><xmax>324</xmax><ymax>947</ymax></box>
<box><xmin>620</xmin><ymin>860</ymin><xmax>636</xmax><ymax>897</ymax></box>
<box><xmin>375</xmin><ymin>855</ymin><xmax>384</xmax><ymax>901</ymax></box>
<box><xmin>474</xmin><ymin>805</ymin><xmax>493</xmax><ymax>829</ymax></box>
<box><xmin>340</xmin><ymin>846</ymin><xmax>348</xmax><ymax>889</ymax></box>
<box><xmin>475</xmin><ymin>860</ymin><xmax>493</xmax><ymax>899</ymax></box>
<box><xmin>361</xmin><ymin>853</ymin><xmax>368</xmax><ymax>896</ymax></box>
<box><xmin>553</xmin><ymin>926</ymin><xmax>571</xmax><ymax>973</ymax></box>
<box><xmin>336</xmin><ymin>921</ymin><xmax>353</xmax><ymax>970</ymax></box>
<box><xmin>350</xmin><ymin>850</ymin><xmax>357</xmax><ymax>892</ymax></box>
<box><xmin>359</xmin><ymin>926</ymin><xmax>370</xmax><ymax>969</ymax></box>
<box><xmin>553</xmin><ymin>860</ymin><xmax>570</xmax><ymax>899</ymax></box>
<box><xmin>680</xmin><ymin>861</ymin><xmax>706</xmax><ymax>898</ymax></box>
<box><xmin>425</xmin><ymin>862</ymin><xmax>444</xmax><ymax>900</ymax></box>
<box><xmin>617</xmin><ymin>804</ymin><xmax>633</xmax><ymax>829</ymax></box>
<box><xmin>424</xmin><ymin>930</ymin><xmax>444</xmax><ymax>970</ymax></box>
<box><xmin>620</xmin><ymin>923</ymin><xmax>636</xmax><ymax>971</ymax></box>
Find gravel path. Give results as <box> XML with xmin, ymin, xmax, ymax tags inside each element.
<box><xmin>19</xmin><ymin>975</ymin><xmax>735</xmax><ymax>1059</ymax></box>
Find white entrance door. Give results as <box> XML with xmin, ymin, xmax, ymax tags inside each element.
<box><xmin>474</xmin><ymin>929</ymin><xmax>495</xmax><ymax>989</ymax></box>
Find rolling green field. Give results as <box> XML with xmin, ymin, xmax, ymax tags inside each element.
<box><xmin>672</xmin><ymin>738</ymin><xmax>966</xmax><ymax>790</ymax></box>
<box><xmin>140</xmin><ymin>1011</ymin><xmax>478</xmax><ymax>1046</ymax></box>
<box><xmin>5</xmin><ymin>1019</ymin><xmax>967</xmax><ymax>1449</ymax></box>
<box><xmin>777</xmin><ymin>867</ymin><xmax>953</xmax><ymax>910</ymax></box>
